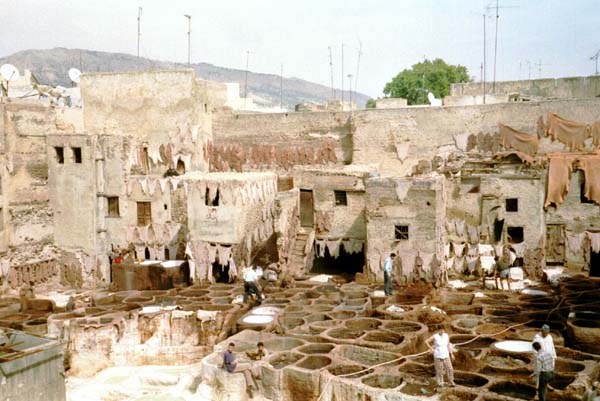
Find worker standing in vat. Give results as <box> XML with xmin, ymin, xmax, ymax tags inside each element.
<box><xmin>532</xmin><ymin>324</ymin><xmax>556</xmax><ymax>363</ymax></box>
<box><xmin>531</xmin><ymin>341</ymin><xmax>555</xmax><ymax>401</ymax></box>
<box><xmin>243</xmin><ymin>265</ymin><xmax>263</xmax><ymax>304</ymax></box>
<box><xmin>494</xmin><ymin>255</ymin><xmax>512</xmax><ymax>291</ymax></box>
<box><xmin>425</xmin><ymin>327</ymin><xmax>456</xmax><ymax>388</ymax></box>
<box><xmin>223</xmin><ymin>342</ymin><xmax>259</xmax><ymax>397</ymax></box>
<box><xmin>383</xmin><ymin>253</ymin><xmax>396</xmax><ymax>296</ymax></box>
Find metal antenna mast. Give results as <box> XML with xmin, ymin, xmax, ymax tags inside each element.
<box><xmin>137</xmin><ymin>7</ymin><xmax>142</xmax><ymax>68</ymax></box>
<box><xmin>280</xmin><ymin>63</ymin><xmax>283</xmax><ymax>110</ymax></box>
<box><xmin>347</xmin><ymin>74</ymin><xmax>353</xmax><ymax>108</ymax></box>
<box><xmin>485</xmin><ymin>1</ymin><xmax>518</xmax><ymax>92</ymax></box>
<box><xmin>482</xmin><ymin>13</ymin><xmax>487</xmax><ymax>104</ymax></box>
<box><xmin>591</xmin><ymin>50</ymin><xmax>600</xmax><ymax>75</ymax></box>
<box><xmin>341</xmin><ymin>43</ymin><xmax>345</xmax><ymax>105</ymax></box>
<box><xmin>328</xmin><ymin>46</ymin><xmax>335</xmax><ymax>100</ymax></box>
<box><xmin>244</xmin><ymin>50</ymin><xmax>254</xmax><ymax>108</ymax></box>
<box><xmin>354</xmin><ymin>39</ymin><xmax>363</xmax><ymax>96</ymax></box>
<box><xmin>184</xmin><ymin>14</ymin><xmax>191</xmax><ymax>67</ymax></box>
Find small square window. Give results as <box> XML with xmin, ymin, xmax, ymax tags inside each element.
<box><xmin>55</xmin><ymin>147</ymin><xmax>64</xmax><ymax>164</ymax></box>
<box><xmin>72</xmin><ymin>147</ymin><xmax>82</xmax><ymax>163</ymax></box>
<box><xmin>334</xmin><ymin>191</ymin><xmax>347</xmax><ymax>206</ymax></box>
<box><xmin>107</xmin><ymin>197</ymin><xmax>120</xmax><ymax>217</ymax></box>
<box><xmin>205</xmin><ymin>188</ymin><xmax>220</xmax><ymax>206</ymax></box>
<box><xmin>507</xmin><ymin>226</ymin><xmax>524</xmax><ymax>243</ymax></box>
<box><xmin>505</xmin><ymin>198</ymin><xmax>518</xmax><ymax>212</ymax></box>
<box><xmin>395</xmin><ymin>225</ymin><xmax>409</xmax><ymax>240</ymax></box>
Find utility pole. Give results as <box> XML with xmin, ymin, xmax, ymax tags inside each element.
<box><xmin>482</xmin><ymin>13</ymin><xmax>486</xmax><ymax>104</ymax></box>
<box><xmin>591</xmin><ymin>50</ymin><xmax>600</xmax><ymax>75</ymax></box>
<box><xmin>341</xmin><ymin>43</ymin><xmax>345</xmax><ymax>105</ymax></box>
<box><xmin>280</xmin><ymin>63</ymin><xmax>283</xmax><ymax>110</ymax></box>
<box><xmin>534</xmin><ymin>60</ymin><xmax>550</xmax><ymax>79</ymax></box>
<box><xmin>137</xmin><ymin>7</ymin><xmax>142</xmax><ymax>69</ymax></box>
<box><xmin>354</xmin><ymin>39</ymin><xmax>363</xmax><ymax>96</ymax></box>
<box><xmin>184</xmin><ymin>14</ymin><xmax>191</xmax><ymax>67</ymax></box>
<box><xmin>492</xmin><ymin>0</ymin><xmax>499</xmax><ymax>92</ymax></box>
<box><xmin>485</xmin><ymin>1</ymin><xmax>518</xmax><ymax>92</ymax></box>
<box><xmin>244</xmin><ymin>50</ymin><xmax>253</xmax><ymax>108</ymax></box>
<box><xmin>347</xmin><ymin>74</ymin><xmax>353</xmax><ymax>108</ymax></box>
<box><xmin>328</xmin><ymin>46</ymin><xmax>335</xmax><ymax>100</ymax></box>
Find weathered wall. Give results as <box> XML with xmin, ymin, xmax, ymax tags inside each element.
<box><xmin>47</xmin><ymin>135</ymin><xmax>96</xmax><ymax>252</ymax></box>
<box><xmin>451</xmin><ymin>75</ymin><xmax>600</xmax><ymax>99</ymax></box>
<box><xmin>214</xmin><ymin>98</ymin><xmax>600</xmax><ymax>177</ymax></box>
<box><xmin>292</xmin><ymin>167</ymin><xmax>368</xmax><ymax>240</ymax></box>
<box><xmin>81</xmin><ymin>70</ymin><xmax>210</xmax><ymax>136</ymax></box>
<box><xmin>375</xmin><ymin>98</ymin><xmax>407</xmax><ymax>109</ymax></box>
<box><xmin>365</xmin><ymin>177</ymin><xmax>444</xmax><ymax>279</ymax></box>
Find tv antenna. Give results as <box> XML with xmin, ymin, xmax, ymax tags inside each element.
<box><xmin>184</xmin><ymin>14</ymin><xmax>192</xmax><ymax>67</ymax></box>
<box><xmin>485</xmin><ymin>1</ymin><xmax>518</xmax><ymax>91</ymax></box>
<box><xmin>137</xmin><ymin>7</ymin><xmax>142</xmax><ymax>68</ymax></box>
<box><xmin>341</xmin><ymin>43</ymin><xmax>345</xmax><ymax>104</ymax></box>
<box><xmin>0</xmin><ymin>64</ymin><xmax>20</xmax><ymax>96</ymax></box>
<box><xmin>591</xmin><ymin>50</ymin><xmax>600</xmax><ymax>75</ymax></box>
<box><xmin>347</xmin><ymin>73</ymin><xmax>353</xmax><ymax>107</ymax></box>
<box><xmin>328</xmin><ymin>46</ymin><xmax>335</xmax><ymax>100</ymax></box>
<box><xmin>68</xmin><ymin>68</ymin><xmax>82</xmax><ymax>86</ymax></box>
<box><xmin>354</xmin><ymin>39</ymin><xmax>363</xmax><ymax>96</ymax></box>
<box><xmin>534</xmin><ymin>60</ymin><xmax>550</xmax><ymax>79</ymax></box>
<box><xmin>244</xmin><ymin>50</ymin><xmax>254</xmax><ymax>108</ymax></box>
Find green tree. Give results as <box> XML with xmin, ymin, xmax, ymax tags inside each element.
<box><xmin>383</xmin><ymin>58</ymin><xmax>470</xmax><ymax>105</ymax></box>
<box><xmin>366</xmin><ymin>98</ymin><xmax>377</xmax><ymax>108</ymax></box>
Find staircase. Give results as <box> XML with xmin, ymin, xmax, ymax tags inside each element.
<box><xmin>288</xmin><ymin>229</ymin><xmax>314</xmax><ymax>275</ymax></box>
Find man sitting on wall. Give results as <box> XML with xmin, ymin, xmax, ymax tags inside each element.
<box><xmin>223</xmin><ymin>342</ymin><xmax>259</xmax><ymax>397</ymax></box>
<box><xmin>243</xmin><ymin>265</ymin><xmax>263</xmax><ymax>304</ymax></box>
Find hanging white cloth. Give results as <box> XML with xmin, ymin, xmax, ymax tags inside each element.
<box><xmin>455</xmin><ymin>220</ymin><xmax>466</xmax><ymax>238</ymax></box>
<box><xmin>148</xmin><ymin>144</ymin><xmax>162</xmax><ymax>165</ymax></box>
<box><xmin>444</xmin><ymin>243</ymin><xmax>451</xmax><ymax>258</ymax></box>
<box><xmin>127</xmin><ymin>180</ymin><xmax>136</xmax><ymax>196</ymax></box>
<box><xmin>228</xmin><ymin>257</ymin><xmax>237</xmax><ymax>282</ymax></box>
<box><xmin>134</xmin><ymin>245</ymin><xmax>146</xmax><ymax>261</ymax></box>
<box><xmin>326</xmin><ymin>239</ymin><xmax>342</xmax><ymax>258</ymax></box>
<box><xmin>510</xmin><ymin>242</ymin><xmax>527</xmax><ymax>258</ymax></box>
<box><xmin>395</xmin><ymin>180</ymin><xmax>412</xmax><ymax>202</ymax></box>
<box><xmin>191</xmin><ymin>125</ymin><xmax>200</xmax><ymax>143</ymax></box>
<box><xmin>148</xmin><ymin>179</ymin><xmax>158</xmax><ymax>196</ymax></box>
<box><xmin>453</xmin><ymin>242</ymin><xmax>466</xmax><ymax>257</ymax></box>
<box><xmin>217</xmin><ymin>245</ymin><xmax>232</xmax><ymax>265</ymax></box>
<box><xmin>315</xmin><ymin>240</ymin><xmax>326</xmax><ymax>257</ymax></box>
<box><xmin>170</xmin><ymin>179</ymin><xmax>180</xmax><ymax>191</ymax></box>
<box><xmin>566</xmin><ymin>231</ymin><xmax>585</xmax><ymax>255</ymax></box>
<box><xmin>140</xmin><ymin>178</ymin><xmax>149</xmax><ymax>195</ymax></box>
<box><xmin>126</xmin><ymin>226</ymin><xmax>138</xmax><ymax>243</ymax></box>
<box><xmin>159</xmin><ymin>179</ymin><xmax>169</xmax><ymax>194</ymax></box>
<box><xmin>587</xmin><ymin>232</ymin><xmax>600</xmax><ymax>253</ymax></box>
<box><xmin>207</xmin><ymin>245</ymin><xmax>218</xmax><ymax>264</ymax></box>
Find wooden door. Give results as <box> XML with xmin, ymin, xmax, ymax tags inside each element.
<box><xmin>546</xmin><ymin>224</ymin><xmax>565</xmax><ymax>264</ymax></box>
<box><xmin>137</xmin><ymin>202</ymin><xmax>152</xmax><ymax>226</ymax></box>
<box><xmin>300</xmin><ymin>190</ymin><xmax>314</xmax><ymax>227</ymax></box>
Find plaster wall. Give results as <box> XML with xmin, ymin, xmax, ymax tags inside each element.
<box><xmin>451</xmin><ymin>75</ymin><xmax>600</xmax><ymax>98</ymax></box>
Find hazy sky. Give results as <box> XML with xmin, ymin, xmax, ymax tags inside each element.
<box><xmin>1</xmin><ymin>0</ymin><xmax>598</xmax><ymax>97</ymax></box>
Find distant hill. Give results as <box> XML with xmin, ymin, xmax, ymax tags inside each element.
<box><xmin>0</xmin><ymin>48</ymin><xmax>369</xmax><ymax>109</ymax></box>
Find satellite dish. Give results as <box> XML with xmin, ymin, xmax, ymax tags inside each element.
<box><xmin>68</xmin><ymin>68</ymin><xmax>81</xmax><ymax>84</ymax></box>
<box><xmin>0</xmin><ymin>64</ymin><xmax>20</xmax><ymax>82</ymax></box>
<box><xmin>427</xmin><ymin>91</ymin><xmax>442</xmax><ymax>106</ymax></box>
<box><xmin>427</xmin><ymin>92</ymin><xmax>436</xmax><ymax>104</ymax></box>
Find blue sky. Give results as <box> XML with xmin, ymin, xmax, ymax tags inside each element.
<box><xmin>1</xmin><ymin>0</ymin><xmax>598</xmax><ymax>97</ymax></box>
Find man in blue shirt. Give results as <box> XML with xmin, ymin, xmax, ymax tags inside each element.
<box><xmin>384</xmin><ymin>253</ymin><xmax>397</xmax><ymax>296</ymax></box>
<box><xmin>223</xmin><ymin>342</ymin><xmax>258</xmax><ymax>396</ymax></box>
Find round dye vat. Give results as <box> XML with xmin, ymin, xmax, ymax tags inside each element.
<box><xmin>242</xmin><ymin>315</ymin><xmax>274</xmax><ymax>324</ymax></box>
<box><xmin>493</xmin><ymin>340</ymin><xmax>533</xmax><ymax>353</ymax></box>
<box><xmin>521</xmin><ymin>289</ymin><xmax>548</xmax><ymax>296</ymax></box>
<box><xmin>252</xmin><ymin>306</ymin><xmax>282</xmax><ymax>316</ymax></box>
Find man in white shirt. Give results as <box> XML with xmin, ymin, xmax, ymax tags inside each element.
<box><xmin>426</xmin><ymin>327</ymin><xmax>456</xmax><ymax>388</ymax></box>
<box><xmin>532</xmin><ymin>324</ymin><xmax>556</xmax><ymax>359</ymax></box>
<box><xmin>243</xmin><ymin>266</ymin><xmax>263</xmax><ymax>304</ymax></box>
<box><xmin>384</xmin><ymin>253</ymin><xmax>397</xmax><ymax>296</ymax></box>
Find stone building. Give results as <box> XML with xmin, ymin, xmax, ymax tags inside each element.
<box><xmin>0</xmin><ymin>69</ymin><xmax>599</xmax><ymax>292</ymax></box>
